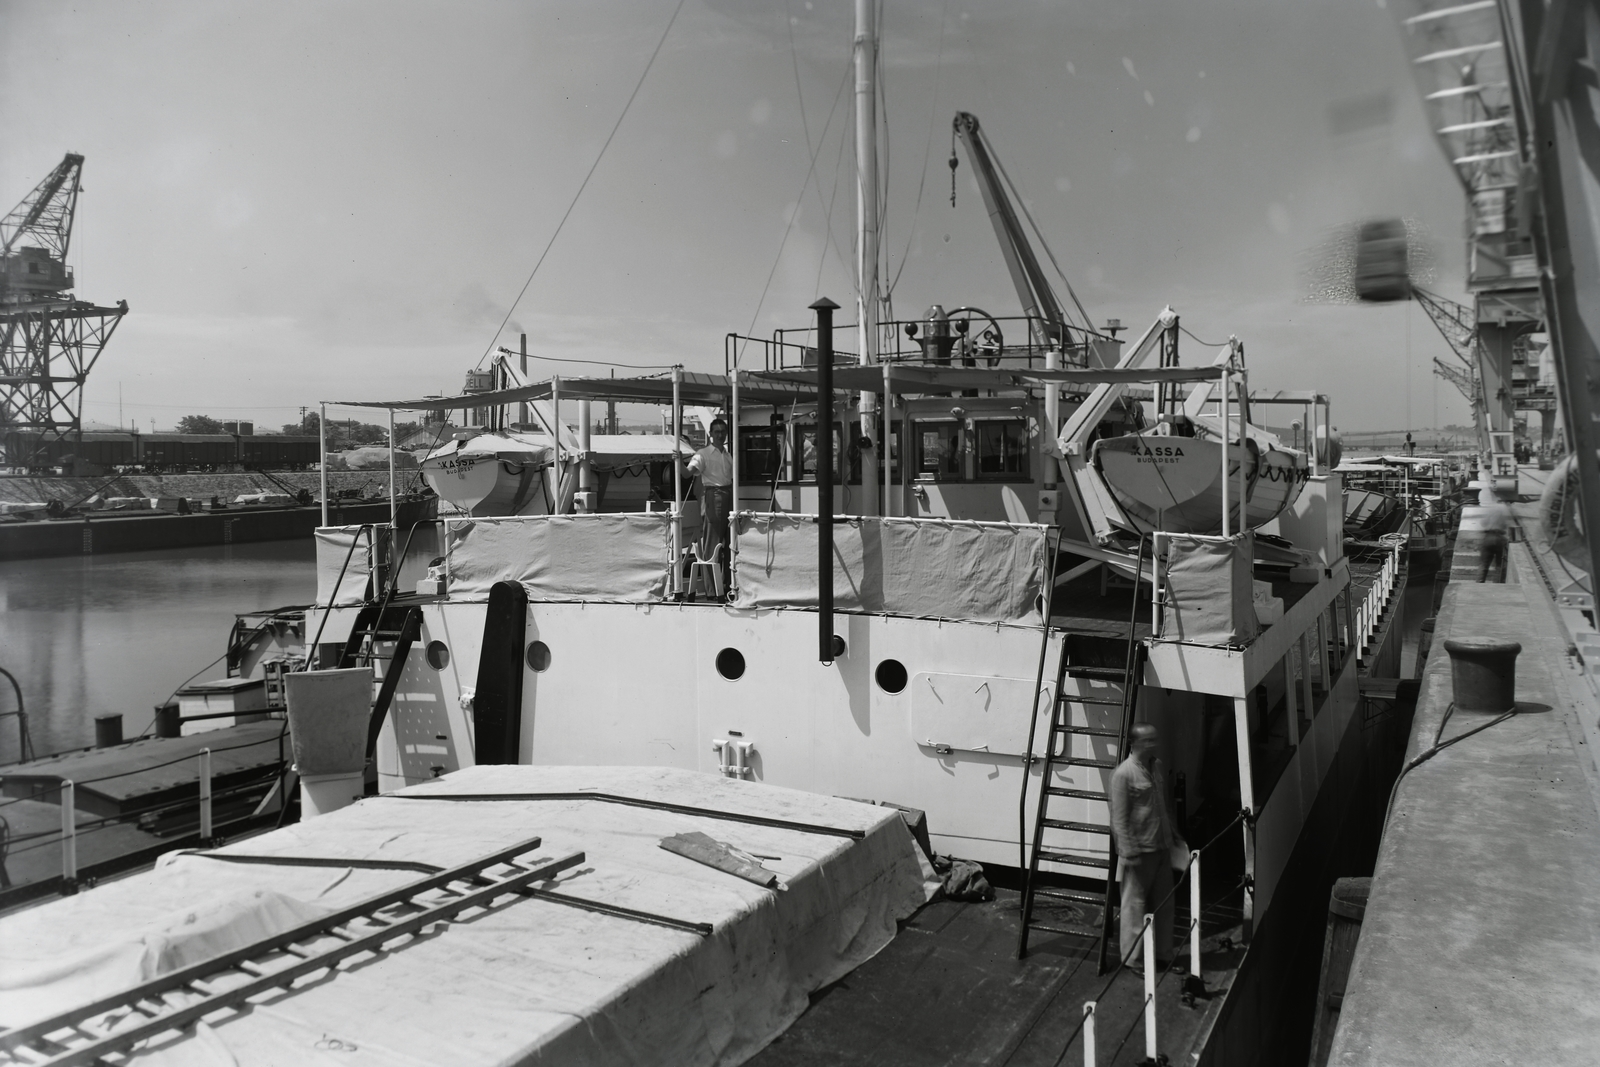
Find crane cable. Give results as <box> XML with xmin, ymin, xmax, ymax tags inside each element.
<box><xmin>884</xmin><ymin>0</ymin><xmax>950</xmax><ymax>310</ymax></box>
<box><xmin>474</xmin><ymin>0</ymin><xmax>689</xmax><ymax>371</ymax></box>
<box><xmin>979</xmin><ymin>126</ymin><xmax>1095</xmax><ymax>335</ymax></box>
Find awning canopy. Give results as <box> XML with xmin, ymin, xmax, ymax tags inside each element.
<box><xmin>747</xmin><ymin>363</ymin><xmax>1225</xmax><ymax>394</ymax></box>
<box><xmin>329</xmin><ymin>371</ymin><xmax>815</xmax><ymax>411</ymax></box>
<box><xmin>1248</xmin><ymin>390</ymin><xmax>1331</xmax><ymax>405</ymax></box>
<box><xmin>331</xmin><ymin>363</ymin><xmax>1225</xmax><ymax>412</ymax></box>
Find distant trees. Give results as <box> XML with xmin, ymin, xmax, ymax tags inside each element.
<box><xmin>274</xmin><ymin>412</ymin><xmax>401</xmax><ymax>449</ymax></box>
<box><xmin>281</xmin><ymin>412</ymin><xmax>320</xmax><ymax>437</ymax></box>
<box><xmin>175</xmin><ymin>415</ymin><xmax>225</xmax><ymax>434</ymax></box>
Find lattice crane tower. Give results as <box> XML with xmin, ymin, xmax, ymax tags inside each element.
<box><xmin>1</xmin><ymin>153</ymin><xmax>128</xmax><ymax>471</ymax></box>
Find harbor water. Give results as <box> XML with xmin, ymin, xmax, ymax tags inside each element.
<box><xmin>0</xmin><ymin>531</ymin><xmax>438</xmax><ymax>764</ymax></box>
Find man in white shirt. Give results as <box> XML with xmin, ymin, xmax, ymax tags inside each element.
<box><xmin>686</xmin><ymin>418</ymin><xmax>733</xmax><ymax>592</ymax></box>
<box><xmin>1109</xmin><ymin>723</ymin><xmax>1184</xmax><ymax>972</ymax></box>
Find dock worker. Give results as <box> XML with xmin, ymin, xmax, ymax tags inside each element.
<box><xmin>686</xmin><ymin>418</ymin><xmax>733</xmax><ymax>590</ymax></box>
<box><xmin>1109</xmin><ymin>723</ymin><xmax>1185</xmax><ymax>972</ymax></box>
<box><xmin>1477</xmin><ymin>482</ymin><xmax>1512</xmax><ymax>583</ymax></box>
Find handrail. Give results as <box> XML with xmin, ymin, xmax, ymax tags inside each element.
<box><xmin>0</xmin><ymin>730</ymin><xmax>289</xmax><ymax>899</ymax></box>
<box><xmin>1017</xmin><ymin>526</ymin><xmax>1064</xmax><ymax>870</ymax></box>
<box><xmin>1356</xmin><ymin>540</ymin><xmax>1404</xmax><ymax>667</ymax></box>
<box><xmin>0</xmin><ymin>666</ymin><xmax>34</xmax><ymax>763</ymax></box>
<box><xmin>1056</xmin><ymin>808</ymin><xmax>1250</xmax><ymax>1065</ymax></box>
<box><xmin>304</xmin><ymin>523</ymin><xmax>376</xmax><ymax>664</ymax></box>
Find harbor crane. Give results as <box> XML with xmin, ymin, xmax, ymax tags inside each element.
<box><xmin>0</xmin><ymin>153</ymin><xmax>128</xmax><ymax>471</ymax></box>
<box><xmin>1411</xmin><ymin>285</ymin><xmax>1490</xmax><ymax>453</ymax></box>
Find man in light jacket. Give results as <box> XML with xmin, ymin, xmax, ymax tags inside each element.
<box><xmin>1109</xmin><ymin>723</ymin><xmax>1183</xmax><ymax>972</ymax></box>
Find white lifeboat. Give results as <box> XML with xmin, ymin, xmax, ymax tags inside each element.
<box><xmin>421</xmin><ymin>432</ymin><xmax>556</xmax><ymax>516</ymax></box>
<box><xmin>1093</xmin><ymin>426</ymin><xmax>1307</xmax><ymax>535</ymax></box>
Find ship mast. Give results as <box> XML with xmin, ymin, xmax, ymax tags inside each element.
<box><xmin>854</xmin><ymin>0</ymin><xmax>880</xmax><ymax>515</ymax></box>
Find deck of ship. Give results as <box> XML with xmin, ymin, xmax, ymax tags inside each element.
<box><xmin>1326</xmin><ymin>472</ymin><xmax>1600</xmax><ymax>1064</ymax></box>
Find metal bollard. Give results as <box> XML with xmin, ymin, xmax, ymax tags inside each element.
<box><xmin>61</xmin><ymin>779</ymin><xmax>76</xmax><ymax>885</ymax></box>
<box><xmin>1143</xmin><ymin>913</ymin><xmax>1158</xmax><ymax>1060</ymax></box>
<box><xmin>199</xmin><ymin>748</ymin><xmax>213</xmax><ymax>842</ymax></box>
<box><xmin>1082</xmin><ymin>1001</ymin><xmax>1096</xmax><ymax>1067</ymax></box>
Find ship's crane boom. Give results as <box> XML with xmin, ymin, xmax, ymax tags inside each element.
<box><xmin>949</xmin><ymin>112</ymin><xmax>1089</xmax><ymax>351</ymax></box>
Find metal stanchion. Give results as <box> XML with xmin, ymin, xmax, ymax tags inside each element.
<box><xmin>1143</xmin><ymin>914</ymin><xmax>1158</xmax><ymax>1061</ymax></box>
<box><xmin>199</xmin><ymin>748</ymin><xmax>213</xmax><ymax>843</ymax></box>
<box><xmin>61</xmin><ymin>779</ymin><xmax>77</xmax><ymax>886</ymax></box>
<box><xmin>1191</xmin><ymin>851</ymin><xmax>1202</xmax><ymax>979</ymax></box>
<box><xmin>1082</xmin><ymin>1001</ymin><xmax>1096</xmax><ymax>1067</ymax></box>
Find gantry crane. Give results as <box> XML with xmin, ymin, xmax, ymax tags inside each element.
<box><xmin>1411</xmin><ymin>285</ymin><xmax>1490</xmax><ymax>453</ymax></box>
<box><xmin>1</xmin><ymin>153</ymin><xmax>128</xmax><ymax>471</ymax></box>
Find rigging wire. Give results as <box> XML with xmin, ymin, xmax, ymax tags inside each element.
<box><xmin>813</xmin><ymin>87</ymin><xmax>855</xmax><ymax>299</ymax></box>
<box><xmin>784</xmin><ymin>0</ymin><xmax>856</xmax><ymax>294</ymax></box>
<box><xmin>1178</xmin><ymin>324</ymin><xmax>1231</xmax><ymax>349</ymax></box>
<box><xmin>473</xmin><ymin>0</ymin><xmax>688</xmax><ymax>370</ymax></box>
<box><xmin>736</xmin><ymin>54</ymin><xmax>856</xmax><ymax>368</ymax></box>
<box><xmin>980</xmin><ymin>126</ymin><xmax>1094</xmax><ymax>332</ymax></box>
<box><xmin>495</xmin><ymin>347</ymin><xmax>677</xmax><ymax>372</ymax></box>
<box><xmin>885</xmin><ymin>0</ymin><xmax>950</xmax><ymax>306</ymax></box>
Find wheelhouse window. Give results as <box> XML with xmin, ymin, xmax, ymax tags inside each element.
<box><xmin>738</xmin><ymin>426</ymin><xmax>782</xmax><ymax>483</ymax></box>
<box><xmin>790</xmin><ymin>422</ymin><xmax>844</xmax><ymax>483</ymax></box>
<box><xmin>911</xmin><ymin>416</ymin><xmax>1030</xmax><ymax>482</ymax></box>
<box><xmin>914</xmin><ymin>420</ymin><xmax>962</xmax><ymax>480</ymax></box>
<box><xmin>975</xmin><ymin>418</ymin><xmax>1030</xmax><ymax>480</ymax></box>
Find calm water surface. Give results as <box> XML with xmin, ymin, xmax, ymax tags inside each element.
<box><xmin>0</xmin><ymin>541</ymin><xmax>320</xmax><ymax>761</ymax></box>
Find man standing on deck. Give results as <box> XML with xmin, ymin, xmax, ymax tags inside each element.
<box><xmin>686</xmin><ymin>418</ymin><xmax>733</xmax><ymax>593</ymax></box>
<box><xmin>1109</xmin><ymin>723</ymin><xmax>1182</xmax><ymax>972</ymax></box>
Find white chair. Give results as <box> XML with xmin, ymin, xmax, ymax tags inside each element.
<box><xmin>685</xmin><ymin>542</ymin><xmax>725</xmax><ymax>599</ymax></box>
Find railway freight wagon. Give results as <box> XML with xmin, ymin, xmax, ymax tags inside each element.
<box><xmin>3</xmin><ymin>432</ymin><xmax>322</xmax><ymax>472</ymax></box>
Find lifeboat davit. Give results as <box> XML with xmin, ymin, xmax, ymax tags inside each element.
<box><xmin>1093</xmin><ymin>429</ymin><xmax>1308</xmax><ymax>535</ymax></box>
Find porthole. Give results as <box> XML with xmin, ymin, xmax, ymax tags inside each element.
<box><xmin>829</xmin><ymin>634</ymin><xmax>847</xmax><ymax>659</ymax></box>
<box><xmin>425</xmin><ymin>640</ymin><xmax>450</xmax><ymax>670</ymax></box>
<box><xmin>526</xmin><ymin>640</ymin><xmax>551</xmax><ymax>673</ymax></box>
<box><xmin>875</xmin><ymin>659</ymin><xmax>908</xmax><ymax>693</ymax></box>
<box><xmin>715</xmin><ymin>647</ymin><xmax>746</xmax><ymax>681</ymax></box>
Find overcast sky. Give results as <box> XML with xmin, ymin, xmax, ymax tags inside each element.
<box><xmin>2</xmin><ymin>0</ymin><xmax>1471</xmax><ymax>432</ymax></box>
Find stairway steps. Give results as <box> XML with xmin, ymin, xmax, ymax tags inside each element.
<box><xmin>1056</xmin><ymin>755</ymin><xmax>1119</xmax><ymax>770</ymax></box>
<box><xmin>1035</xmin><ymin>849</ymin><xmax>1112</xmax><ymax>870</ymax></box>
<box><xmin>1045</xmin><ymin>786</ymin><xmax>1110</xmax><ymax>801</ymax></box>
<box><xmin>1034</xmin><ymin>886</ymin><xmax>1106</xmax><ymax>906</ymax></box>
<box><xmin>1040</xmin><ymin>818</ymin><xmax>1112</xmax><ymax>835</ymax></box>
<box><xmin>1052</xmin><ymin>724</ymin><xmax>1121</xmax><ymax>737</ymax></box>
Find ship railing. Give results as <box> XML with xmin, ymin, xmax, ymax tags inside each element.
<box><xmin>1063</xmin><ymin>811</ymin><xmax>1250</xmax><ymax>1066</ymax></box>
<box><xmin>1356</xmin><ymin>538</ymin><xmax>1404</xmax><ymax>667</ymax></box>
<box><xmin>0</xmin><ymin>666</ymin><xmax>34</xmax><ymax>763</ymax></box>
<box><xmin>726</xmin><ymin>313</ymin><xmax>1112</xmax><ymax>376</ymax></box>
<box><xmin>0</xmin><ymin>728</ymin><xmax>289</xmax><ymax>901</ymax></box>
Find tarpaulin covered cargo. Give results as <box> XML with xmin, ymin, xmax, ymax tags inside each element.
<box><xmin>0</xmin><ymin>765</ymin><xmax>938</xmax><ymax>1067</ymax></box>
<box><xmin>314</xmin><ymin>524</ymin><xmax>386</xmax><ymax>607</ymax></box>
<box><xmin>733</xmin><ymin>514</ymin><xmax>1047</xmax><ymax>626</ymax></box>
<box><xmin>446</xmin><ymin>512</ymin><xmax>672</xmax><ymax>601</ymax></box>
<box><xmin>1158</xmin><ymin>532</ymin><xmax>1259</xmax><ymax>646</ymax></box>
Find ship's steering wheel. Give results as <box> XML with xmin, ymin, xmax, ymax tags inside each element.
<box><xmin>946</xmin><ymin>307</ymin><xmax>1005</xmax><ymax>367</ymax></box>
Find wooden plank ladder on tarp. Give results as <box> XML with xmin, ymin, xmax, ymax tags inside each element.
<box><xmin>1016</xmin><ymin>630</ymin><xmax>1145</xmax><ymax>969</ymax></box>
<box><xmin>0</xmin><ymin>838</ymin><xmax>583</xmax><ymax>1067</ymax></box>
